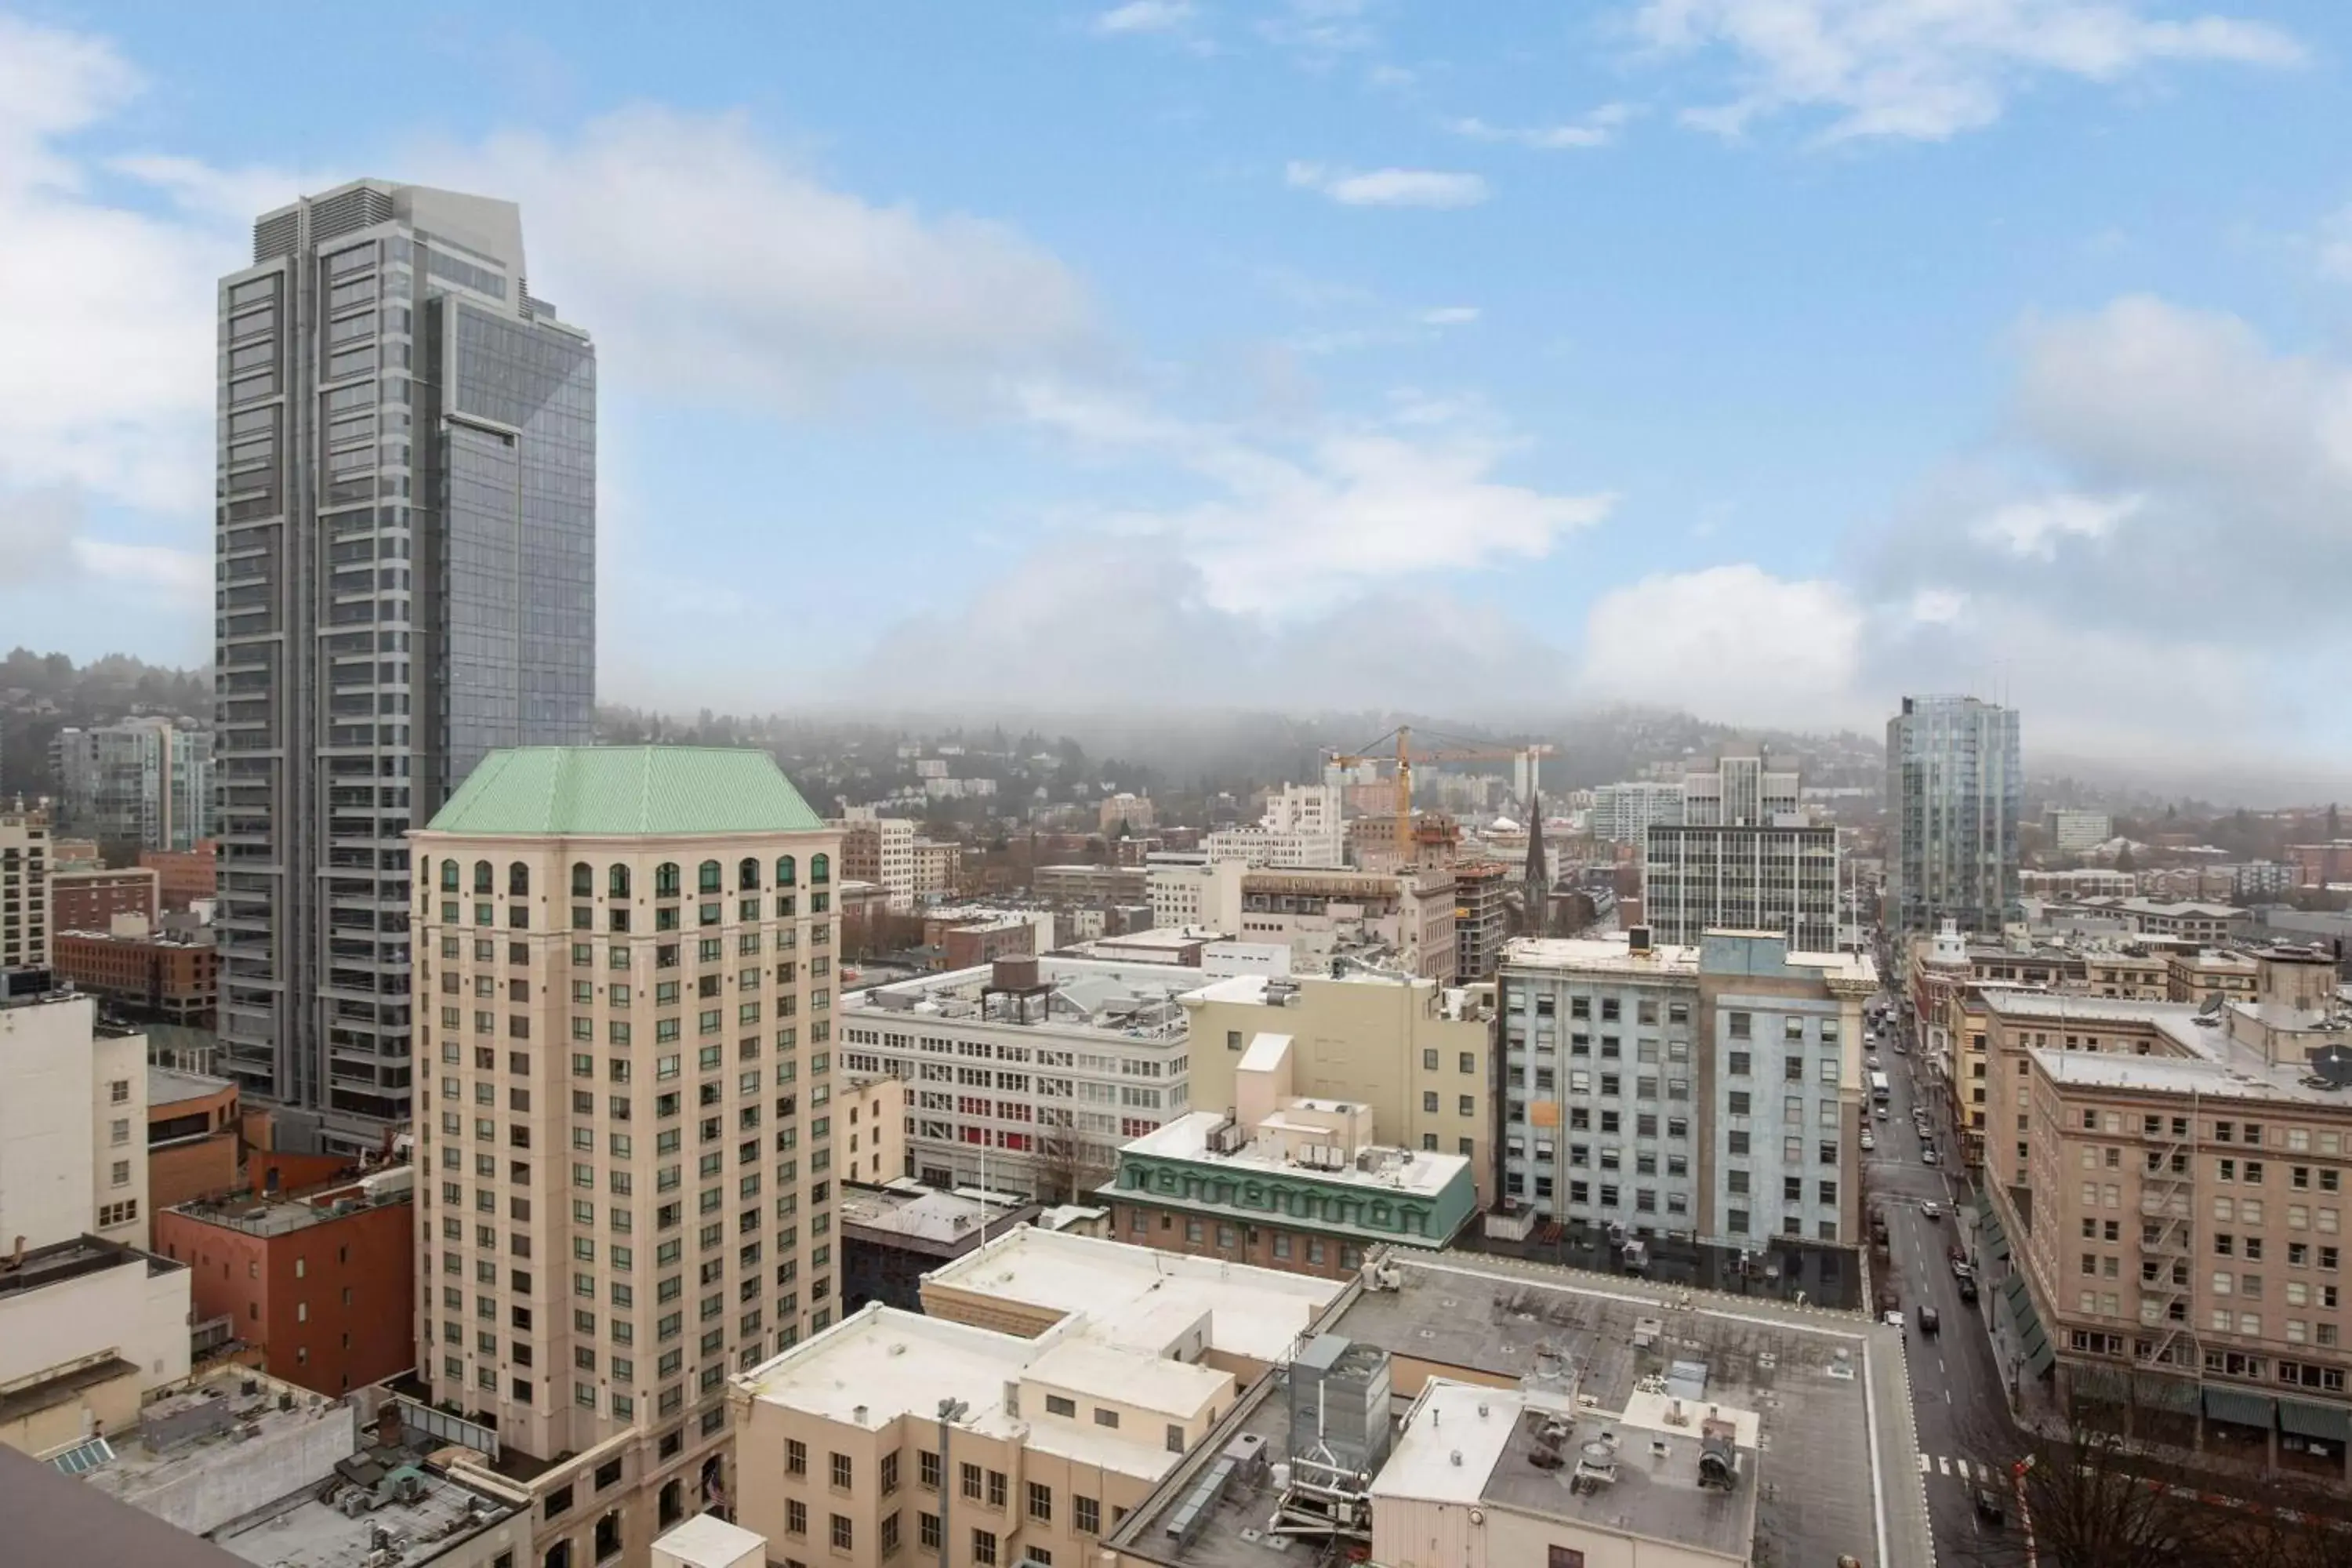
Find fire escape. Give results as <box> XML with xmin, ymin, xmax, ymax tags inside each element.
<box><xmin>2135</xmin><ymin>1110</ymin><xmax>2198</xmax><ymax>1372</ymax></box>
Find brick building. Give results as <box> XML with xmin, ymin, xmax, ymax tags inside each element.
<box><xmin>152</xmin><ymin>1168</ymin><xmax>417</xmax><ymax>1397</ymax></box>
<box><xmin>139</xmin><ymin>840</ymin><xmax>217</xmax><ymax>911</ymax></box>
<box><xmin>147</xmin><ymin>1066</ymin><xmax>242</xmax><ymax>1218</ymax></box>
<box><xmin>51</xmin><ymin>866</ymin><xmax>159</xmax><ymax>932</ymax></box>
<box><xmin>52</xmin><ymin>927</ymin><xmax>218</xmax><ymax>1026</ymax></box>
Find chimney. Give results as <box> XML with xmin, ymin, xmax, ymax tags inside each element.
<box><xmin>1</xmin><ymin>1236</ymin><xmax>24</xmax><ymax>1273</ymax></box>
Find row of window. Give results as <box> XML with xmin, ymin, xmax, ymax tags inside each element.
<box><xmin>430</xmin><ymin>855</ymin><xmax>832</xmax><ymax>899</ymax></box>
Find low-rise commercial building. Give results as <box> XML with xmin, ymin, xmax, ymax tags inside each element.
<box><xmin>0</xmin><ymin>985</ymin><xmax>151</xmax><ymax>1250</ymax></box>
<box><xmin>140</xmin><ymin>840</ymin><xmax>217</xmax><ymax>912</ymax></box>
<box><xmin>0</xmin><ymin>1234</ymin><xmax>193</xmax><ymax>1457</ymax></box>
<box><xmin>1202</xmin><ymin>783</ymin><xmax>1346</xmax><ymax>869</ymax></box>
<box><xmin>1102</xmin><ymin>1031</ymin><xmax>1477</xmax><ymax>1278</ymax></box>
<box><xmin>840</xmin><ymin>1182</ymin><xmax>1040</xmax><ymax>1312</ymax></box>
<box><xmin>1032</xmin><ymin>864</ymin><xmax>1149</xmax><ymax>905</ymax></box>
<box><xmin>1180</xmin><ymin>969</ymin><xmax>1494</xmax><ymax>1206</ymax></box>
<box><xmin>51</xmin><ymin>922</ymin><xmax>218</xmax><ymax>1027</ymax></box>
<box><xmin>2169</xmin><ymin>948</ymin><xmax>2260</xmax><ymax>1004</ymax></box>
<box><xmin>2044</xmin><ymin>809</ymin><xmax>2115</xmax><ymax>858</ymax></box>
<box><xmin>154</xmin><ymin>1167</ymin><xmax>416</xmax><ymax>1397</ymax></box>
<box><xmin>50</xmin><ymin>866</ymin><xmax>159</xmax><ymax>935</ymax></box>
<box><xmin>1235</xmin><ymin>866</ymin><xmax>1458</xmax><ymax>983</ymax></box>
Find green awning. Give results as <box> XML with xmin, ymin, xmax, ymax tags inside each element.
<box><xmin>1984</xmin><ymin>1221</ymin><xmax>2012</xmax><ymax>1263</ymax></box>
<box><xmin>2204</xmin><ymin>1386</ymin><xmax>2276</xmax><ymax>1428</ymax></box>
<box><xmin>2074</xmin><ymin>1365</ymin><xmax>2128</xmax><ymax>1401</ymax></box>
<box><xmin>2139</xmin><ymin>1377</ymin><xmax>2201</xmax><ymax>1414</ymax></box>
<box><xmin>2281</xmin><ymin>1399</ymin><xmax>2352</xmax><ymax>1442</ymax></box>
<box><xmin>2027</xmin><ymin>1333</ymin><xmax>2057</xmax><ymax>1377</ymax></box>
<box><xmin>2003</xmin><ymin>1274</ymin><xmax>2053</xmax><ymax>1375</ymax></box>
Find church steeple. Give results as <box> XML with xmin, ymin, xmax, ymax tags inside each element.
<box><xmin>1523</xmin><ymin>792</ymin><xmax>1549</xmax><ymax>931</ymax></box>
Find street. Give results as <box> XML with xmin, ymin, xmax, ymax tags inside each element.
<box><xmin>1866</xmin><ymin>989</ymin><xmax>2024</xmax><ymax>1566</ymax></box>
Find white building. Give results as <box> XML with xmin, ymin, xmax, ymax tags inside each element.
<box><xmin>0</xmin><ymin>987</ymin><xmax>149</xmax><ymax>1250</ymax></box>
<box><xmin>838</xmin><ymin>956</ymin><xmax>1201</xmax><ymax>1196</ymax></box>
<box><xmin>2042</xmin><ymin>808</ymin><xmax>2114</xmax><ymax>858</ymax></box>
<box><xmin>1204</xmin><ymin>782</ymin><xmax>1346</xmax><ymax>869</ymax></box>
<box><xmin>1588</xmin><ymin>782</ymin><xmax>1683</xmax><ymax>844</ymax></box>
<box><xmin>1643</xmin><ymin>747</ymin><xmax>1838</xmax><ymax>953</ymax></box>
<box><xmin>1145</xmin><ymin>852</ymin><xmax>1245</xmax><ymax>932</ymax></box>
<box><xmin>837</xmin><ymin>804</ymin><xmax>917</xmax><ymax>910</ymax></box>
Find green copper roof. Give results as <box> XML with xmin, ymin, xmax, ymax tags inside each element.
<box><xmin>424</xmin><ymin>747</ymin><xmax>826</xmax><ymax>837</ymax></box>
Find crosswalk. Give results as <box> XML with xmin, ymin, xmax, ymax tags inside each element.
<box><xmin>1919</xmin><ymin>1454</ymin><xmax>2002</xmax><ymax>1483</ymax></box>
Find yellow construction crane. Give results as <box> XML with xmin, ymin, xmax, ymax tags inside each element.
<box><xmin>1324</xmin><ymin>726</ymin><xmax>1559</xmax><ymax>863</ymax></box>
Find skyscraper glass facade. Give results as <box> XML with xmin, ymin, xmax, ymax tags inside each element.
<box><xmin>1884</xmin><ymin>695</ymin><xmax>2022</xmax><ymax>936</ymax></box>
<box><xmin>213</xmin><ymin>180</ymin><xmax>593</xmax><ymax>1148</ymax></box>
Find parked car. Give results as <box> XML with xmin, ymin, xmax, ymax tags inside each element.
<box><xmin>1875</xmin><ymin>1105</ymin><xmax>1889</xmax><ymax>1120</ymax></box>
<box><xmin>1883</xmin><ymin>1309</ymin><xmax>1905</xmax><ymax>1328</ymax></box>
<box><xmin>1918</xmin><ymin>1305</ymin><xmax>1940</xmax><ymax>1336</ymax></box>
<box><xmin>1866</xmin><ymin>1054</ymin><xmax>1881</xmax><ymax>1069</ymax></box>
<box><xmin>1958</xmin><ymin>1276</ymin><xmax>1980</xmax><ymax>1305</ymax></box>
<box><xmin>1973</xmin><ymin>1483</ymin><xmax>2006</xmax><ymax>1525</ymax></box>
<box><xmin>1922</xmin><ymin>1149</ymin><xmax>1940</xmax><ymax>1167</ymax></box>
<box><xmin>1952</xmin><ymin>1259</ymin><xmax>1974</xmax><ymax>1281</ymax></box>
<box><xmin>1860</xmin><ymin>1133</ymin><xmax>1876</xmax><ymax>1151</ymax></box>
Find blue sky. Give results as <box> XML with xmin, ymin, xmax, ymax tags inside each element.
<box><xmin>2</xmin><ymin>1</ymin><xmax>2349</xmax><ymax>776</ymax></box>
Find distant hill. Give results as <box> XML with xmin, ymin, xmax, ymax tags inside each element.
<box><xmin>0</xmin><ymin>648</ymin><xmax>210</xmax><ymax>801</ymax></box>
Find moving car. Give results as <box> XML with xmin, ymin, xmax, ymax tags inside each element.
<box><xmin>1875</xmin><ymin>1105</ymin><xmax>1889</xmax><ymax>1120</ymax></box>
<box><xmin>1866</xmin><ymin>1054</ymin><xmax>1881</xmax><ymax>1069</ymax></box>
<box><xmin>1920</xmin><ymin>1200</ymin><xmax>1943</xmax><ymax>1220</ymax></box>
<box><xmin>1918</xmin><ymin>1305</ymin><xmax>1940</xmax><ymax>1336</ymax></box>
<box><xmin>1973</xmin><ymin>1483</ymin><xmax>2007</xmax><ymax>1526</ymax></box>
<box><xmin>1922</xmin><ymin>1148</ymin><xmax>1940</xmax><ymax>1167</ymax></box>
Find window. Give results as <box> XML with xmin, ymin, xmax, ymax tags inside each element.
<box><xmin>972</xmin><ymin>1529</ymin><xmax>998</xmax><ymax>1566</ymax></box>
<box><xmin>786</xmin><ymin>1500</ymin><xmax>807</xmax><ymax>1537</ymax></box>
<box><xmin>1028</xmin><ymin>1481</ymin><xmax>1052</xmax><ymax>1522</ymax></box>
<box><xmin>831</xmin><ymin>1452</ymin><xmax>853</xmax><ymax>1490</ymax></box>
<box><xmin>920</xmin><ymin>1450</ymin><xmax>941</xmax><ymax>1490</ymax></box>
<box><xmin>786</xmin><ymin>1439</ymin><xmax>807</xmax><ymax>1476</ymax></box>
<box><xmin>880</xmin><ymin>1450</ymin><xmax>899</xmax><ymax>1495</ymax></box>
<box><xmin>1094</xmin><ymin>1407</ymin><xmax>1120</xmax><ymax>1428</ymax></box>
<box><xmin>831</xmin><ymin>1515</ymin><xmax>854</xmax><ymax>1552</ymax></box>
<box><xmin>1076</xmin><ymin>1496</ymin><xmax>1101</xmax><ymax>1535</ymax></box>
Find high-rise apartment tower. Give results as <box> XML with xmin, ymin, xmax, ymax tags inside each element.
<box><xmin>1885</xmin><ymin>695</ymin><xmax>2021</xmax><ymax>936</ymax></box>
<box><xmin>214</xmin><ymin>181</ymin><xmax>595</xmax><ymax>1149</ymax></box>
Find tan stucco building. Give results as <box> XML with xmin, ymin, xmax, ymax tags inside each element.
<box><xmin>408</xmin><ymin>746</ymin><xmax>843</xmax><ymax>1566</ymax></box>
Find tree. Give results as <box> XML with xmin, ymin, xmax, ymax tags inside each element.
<box><xmin>2114</xmin><ymin>844</ymin><xmax>2138</xmax><ymax>873</ymax></box>
<box><xmin>1031</xmin><ymin>1120</ymin><xmax>1113</xmax><ymax>1206</ymax></box>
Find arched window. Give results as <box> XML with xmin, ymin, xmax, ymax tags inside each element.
<box><xmin>655</xmin><ymin>862</ymin><xmax>681</xmax><ymax>898</ymax></box>
<box><xmin>775</xmin><ymin>855</ymin><xmax>797</xmax><ymax>887</ymax></box>
<box><xmin>439</xmin><ymin>860</ymin><xmax>458</xmax><ymax>892</ymax></box>
<box><xmin>811</xmin><ymin>853</ymin><xmax>830</xmax><ymax>886</ymax></box>
<box><xmin>571</xmin><ymin>862</ymin><xmax>592</xmax><ymax>898</ymax></box>
<box><xmin>508</xmin><ymin>862</ymin><xmax>530</xmax><ymax>898</ymax></box>
<box><xmin>698</xmin><ymin>860</ymin><xmax>722</xmax><ymax>895</ymax></box>
<box><xmin>608</xmin><ymin>864</ymin><xmax>631</xmax><ymax>900</ymax></box>
<box><xmin>738</xmin><ymin>857</ymin><xmax>760</xmax><ymax>891</ymax></box>
<box><xmin>473</xmin><ymin>860</ymin><xmax>492</xmax><ymax>895</ymax></box>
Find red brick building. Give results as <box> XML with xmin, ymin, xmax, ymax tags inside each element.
<box><xmin>52</xmin><ymin>929</ymin><xmax>217</xmax><ymax>1025</ymax></box>
<box><xmin>151</xmin><ymin>1169</ymin><xmax>416</xmax><ymax>1397</ymax></box>
<box><xmin>140</xmin><ymin>840</ymin><xmax>218</xmax><ymax>910</ymax></box>
<box><xmin>147</xmin><ymin>1066</ymin><xmax>242</xmax><ymax>1219</ymax></box>
<box><xmin>51</xmin><ymin>866</ymin><xmax>159</xmax><ymax>931</ymax></box>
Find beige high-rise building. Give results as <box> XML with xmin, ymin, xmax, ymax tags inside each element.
<box><xmin>409</xmin><ymin>747</ymin><xmax>842</xmax><ymax>1566</ymax></box>
<box><xmin>2</xmin><ymin>804</ymin><xmax>53</xmax><ymax>970</ymax></box>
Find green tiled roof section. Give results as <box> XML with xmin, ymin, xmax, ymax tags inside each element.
<box><xmin>425</xmin><ymin>748</ymin><xmax>826</xmax><ymax>837</ymax></box>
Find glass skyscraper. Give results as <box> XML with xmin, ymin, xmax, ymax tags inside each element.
<box><xmin>214</xmin><ymin>181</ymin><xmax>594</xmax><ymax>1149</ymax></box>
<box><xmin>1885</xmin><ymin>695</ymin><xmax>2022</xmax><ymax>937</ymax></box>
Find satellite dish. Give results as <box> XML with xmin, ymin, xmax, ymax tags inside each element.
<box><xmin>2310</xmin><ymin>1045</ymin><xmax>2352</xmax><ymax>1090</ymax></box>
<box><xmin>2198</xmin><ymin>993</ymin><xmax>2227</xmax><ymax>1018</ymax></box>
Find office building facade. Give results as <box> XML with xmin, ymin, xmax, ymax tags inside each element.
<box><xmin>1643</xmin><ymin>748</ymin><xmax>1838</xmax><ymax>953</ymax></box>
<box><xmin>214</xmin><ymin>180</ymin><xmax>595</xmax><ymax>1149</ymax></box>
<box><xmin>1886</xmin><ymin>695</ymin><xmax>2022</xmax><ymax>936</ymax></box>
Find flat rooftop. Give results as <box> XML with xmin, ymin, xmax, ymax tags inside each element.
<box><xmin>838</xmin><ymin>1184</ymin><xmax>1032</xmax><ymax>1247</ymax></box>
<box><xmin>150</xmin><ymin>1065</ymin><xmax>234</xmax><ymax>1108</ymax></box>
<box><xmin>1116</xmin><ymin>1250</ymin><xmax>1923</xmax><ymax>1568</ymax></box>
<box><xmin>0</xmin><ymin>1232</ymin><xmax>180</xmax><ymax>1302</ymax></box>
<box><xmin>847</xmin><ymin>956</ymin><xmax>1206</xmax><ymax>1040</ymax></box>
<box><xmin>1504</xmin><ymin>937</ymin><xmax>1702</xmax><ymax>976</ymax></box>
<box><xmin>920</xmin><ymin>1225</ymin><xmax>1343</xmax><ymax>1365</ymax></box>
<box><xmin>170</xmin><ymin>1181</ymin><xmax>410</xmax><ymax>1238</ymax></box>
<box><xmin>1125</xmin><ymin>1110</ymin><xmax>1468</xmax><ymax>1200</ymax></box>
<box><xmin>210</xmin><ymin>1465</ymin><xmax>519</xmax><ymax>1568</ymax></box>
<box><xmin>1376</xmin><ymin>1381</ymin><xmax>1761</xmax><ymax>1560</ymax></box>
<box><xmin>736</xmin><ymin>1306</ymin><xmax>1198</xmax><ymax>1484</ymax></box>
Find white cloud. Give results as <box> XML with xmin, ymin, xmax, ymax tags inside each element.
<box><xmin>1420</xmin><ymin>306</ymin><xmax>1480</xmax><ymax>326</ymax></box>
<box><xmin>1905</xmin><ymin>587</ymin><xmax>1968</xmax><ymax>624</ymax></box>
<box><xmin>1447</xmin><ymin>105</ymin><xmax>1635</xmax><ymax>150</ymax></box>
<box><xmin>426</xmin><ymin>109</ymin><xmax>1100</xmax><ymax>416</ymax></box>
<box><xmin>1575</xmin><ymin>565</ymin><xmax>1867</xmax><ymax>728</ymax></box>
<box><xmin>1284</xmin><ymin>162</ymin><xmax>1490</xmax><ymax>209</ymax></box>
<box><xmin>2318</xmin><ymin>205</ymin><xmax>2352</xmax><ymax>283</ymax></box>
<box><xmin>1635</xmin><ymin>0</ymin><xmax>2303</xmax><ymax>141</ymax></box>
<box><xmin>1013</xmin><ymin>381</ymin><xmax>1613</xmax><ymax>614</ymax></box>
<box><xmin>1091</xmin><ymin>0</ymin><xmax>1196</xmax><ymax>34</ymax></box>
<box><xmin>1966</xmin><ymin>492</ymin><xmax>2140</xmax><ymax>559</ymax></box>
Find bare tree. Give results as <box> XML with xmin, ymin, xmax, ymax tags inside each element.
<box><xmin>1031</xmin><ymin>1118</ymin><xmax>1112</xmax><ymax>1206</ymax></box>
<box><xmin>1953</xmin><ymin>1386</ymin><xmax>2238</xmax><ymax>1568</ymax></box>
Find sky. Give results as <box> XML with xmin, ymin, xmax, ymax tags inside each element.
<box><xmin>2</xmin><ymin>1</ymin><xmax>2350</xmax><ymax>782</ymax></box>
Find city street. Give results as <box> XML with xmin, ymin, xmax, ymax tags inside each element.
<box><xmin>1866</xmin><ymin>990</ymin><xmax>2026</xmax><ymax>1566</ymax></box>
